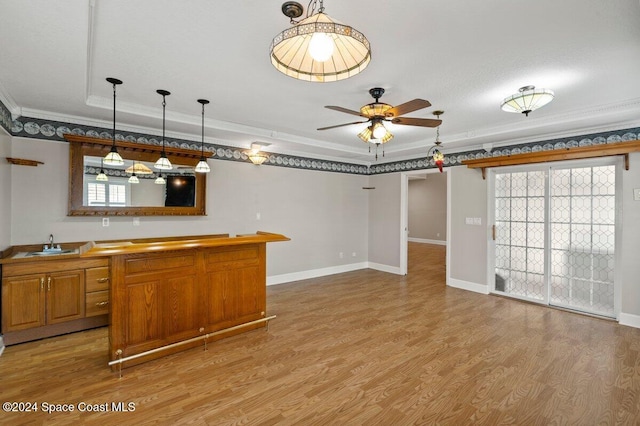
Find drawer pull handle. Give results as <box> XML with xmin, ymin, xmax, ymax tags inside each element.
<box><xmin>95</xmin><ymin>301</ymin><xmax>109</xmax><ymax>307</ymax></box>
<box><xmin>96</xmin><ymin>277</ymin><xmax>109</xmax><ymax>283</ymax></box>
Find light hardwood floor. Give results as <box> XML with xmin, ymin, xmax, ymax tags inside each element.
<box><xmin>1</xmin><ymin>243</ymin><xmax>639</xmax><ymax>425</ymax></box>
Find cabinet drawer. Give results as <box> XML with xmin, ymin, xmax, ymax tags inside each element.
<box><xmin>85</xmin><ymin>267</ymin><xmax>109</xmax><ymax>292</ymax></box>
<box><xmin>86</xmin><ymin>290</ymin><xmax>109</xmax><ymax>317</ymax></box>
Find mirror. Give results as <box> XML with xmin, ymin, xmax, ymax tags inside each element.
<box><xmin>68</xmin><ymin>136</ymin><xmax>207</xmax><ymax>216</ymax></box>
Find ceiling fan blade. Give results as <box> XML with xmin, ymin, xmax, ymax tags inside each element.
<box><xmin>385</xmin><ymin>99</ymin><xmax>431</xmax><ymax>118</ymax></box>
<box><xmin>391</xmin><ymin>117</ymin><xmax>442</xmax><ymax>127</ymax></box>
<box><xmin>317</xmin><ymin>121</ymin><xmax>368</xmax><ymax>131</ymax></box>
<box><xmin>325</xmin><ymin>105</ymin><xmax>367</xmax><ymax>117</ymax></box>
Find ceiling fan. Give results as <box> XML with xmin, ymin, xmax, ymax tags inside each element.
<box><xmin>318</xmin><ymin>87</ymin><xmax>442</xmax><ymax>159</ymax></box>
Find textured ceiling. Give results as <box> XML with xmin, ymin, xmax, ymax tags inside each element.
<box><xmin>1</xmin><ymin>0</ymin><xmax>639</xmax><ymax>164</ymax></box>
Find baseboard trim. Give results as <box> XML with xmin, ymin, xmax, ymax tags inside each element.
<box><xmin>367</xmin><ymin>262</ymin><xmax>403</xmax><ymax>275</ymax></box>
<box><xmin>448</xmin><ymin>278</ymin><xmax>489</xmax><ymax>294</ymax></box>
<box><xmin>619</xmin><ymin>313</ymin><xmax>640</xmax><ymax>329</ymax></box>
<box><xmin>267</xmin><ymin>262</ymin><xmax>368</xmax><ymax>285</ymax></box>
<box><xmin>408</xmin><ymin>237</ymin><xmax>447</xmax><ymax>246</ymax></box>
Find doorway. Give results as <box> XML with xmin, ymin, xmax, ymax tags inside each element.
<box><xmin>401</xmin><ymin>169</ymin><xmax>450</xmax><ymax>276</ymax></box>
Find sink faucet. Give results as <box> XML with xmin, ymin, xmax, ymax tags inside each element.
<box><xmin>49</xmin><ymin>234</ymin><xmax>54</xmax><ymax>248</ymax></box>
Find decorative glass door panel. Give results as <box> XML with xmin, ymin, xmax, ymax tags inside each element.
<box><xmin>494</xmin><ymin>171</ymin><xmax>546</xmax><ymax>302</ymax></box>
<box><xmin>493</xmin><ymin>163</ymin><xmax>616</xmax><ymax>318</ymax></box>
<box><xmin>549</xmin><ymin>166</ymin><xmax>616</xmax><ymax>317</ymax></box>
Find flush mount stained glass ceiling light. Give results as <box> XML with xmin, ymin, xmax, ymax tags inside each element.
<box><xmin>501</xmin><ymin>85</ymin><xmax>554</xmax><ymax>116</ymax></box>
<box><xmin>270</xmin><ymin>1</ymin><xmax>371</xmax><ymax>82</ymax></box>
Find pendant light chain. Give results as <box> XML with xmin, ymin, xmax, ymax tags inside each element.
<box><xmin>104</xmin><ymin>77</ymin><xmax>124</xmax><ymax>166</ymax></box>
<box><xmin>154</xmin><ymin>89</ymin><xmax>173</xmax><ymax>170</ymax></box>
<box><xmin>162</xmin><ymin>95</ymin><xmax>166</xmax><ymax>152</ymax></box>
<box><xmin>112</xmin><ymin>83</ymin><xmax>117</xmax><ymax>141</ymax></box>
<box><xmin>195</xmin><ymin>98</ymin><xmax>211</xmax><ymax>173</ymax></box>
<box><xmin>201</xmin><ymin>102</ymin><xmax>205</xmax><ymax>156</ymax></box>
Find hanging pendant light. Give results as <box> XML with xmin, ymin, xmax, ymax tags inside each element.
<box><xmin>103</xmin><ymin>78</ymin><xmax>124</xmax><ymax>165</ymax></box>
<box><xmin>96</xmin><ymin>158</ymin><xmax>108</xmax><ymax>181</ymax></box>
<box><xmin>270</xmin><ymin>1</ymin><xmax>371</xmax><ymax>82</ymax></box>
<box><xmin>154</xmin><ymin>89</ymin><xmax>173</xmax><ymax>170</ymax></box>
<box><xmin>501</xmin><ymin>85</ymin><xmax>554</xmax><ymax>116</ymax></box>
<box><xmin>427</xmin><ymin>111</ymin><xmax>445</xmax><ymax>173</ymax></box>
<box><xmin>128</xmin><ymin>161</ymin><xmax>139</xmax><ymax>184</ymax></box>
<box><xmin>125</xmin><ymin>162</ymin><xmax>153</xmax><ymax>175</ymax></box>
<box><xmin>194</xmin><ymin>99</ymin><xmax>211</xmax><ymax>173</ymax></box>
<box><xmin>154</xmin><ymin>173</ymin><xmax>166</xmax><ymax>185</ymax></box>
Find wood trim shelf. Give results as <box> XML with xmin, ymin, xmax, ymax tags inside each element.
<box><xmin>6</xmin><ymin>157</ymin><xmax>44</xmax><ymax>166</ymax></box>
<box><xmin>462</xmin><ymin>140</ymin><xmax>640</xmax><ymax>179</ymax></box>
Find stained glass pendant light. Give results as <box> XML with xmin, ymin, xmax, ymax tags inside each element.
<box><xmin>103</xmin><ymin>78</ymin><xmax>124</xmax><ymax>166</ymax></box>
<box><xmin>96</xmin><ymin>158</ymin><xmax>108</xmax><ymax>181</ymax></box>
<box><xmin>427</xmin><ymin>111</ymin><xmax>445</xmax><ymax>173</ymax></box>
<box><xmin>194</xmin><ymin>99</ymin><xmax>211</xmax><ymax>173</ymax></box>
<box><xmin>128</xmin><ymin>161</ymin><xmax>139</xmax><ymax>184</ymax></box>
<box><xmin>154</xmin><ymin>173</ymin><xmax>166</xmax><ymax>185</ymax></box>
<box><xmin>154</xmin><ymin>89</ymin><xmax>173</xmax><ymax>170</ymax></box>
<box><xmin>270</xmin><ymin>1</ymin><xmax>371</xmax><ymax>82</ymax></box>
<box><xmin>248</xmin><ymin>143</ymin><xmax>268</xmax><ymax>165</ymax></box>
<box><xmin>501</xmin><ymin>85</ymin><xmax>554</xmax><ymax>116</ymax></box>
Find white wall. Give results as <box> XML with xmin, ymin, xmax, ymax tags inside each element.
<box><xmin>9</xmin><ymin>137</ymin><xmax>370</xmax><ymax>278</ymax></box>
<box><xmin>0</xmin><ymin>130</ymin><xmax>11</xmax><ymax>251</ymax></box>
<box><xmin>408</xmin><ymin>173</ymin><xmax>447</xmax><ymax>241</ymax></box>
<box><xmin>448</xmin><ymin>166</ymin><xmax>488</xmax><ymax>292</ymax></box>
<box><xmin>368</xmin><ymin>172</ymin><xmax>401</xmax><ymax>272</ymax></box>
<box><xmin>620</xmin><ymin>152</ymin><xmax>640</xmax><ymax>323</ymax></box>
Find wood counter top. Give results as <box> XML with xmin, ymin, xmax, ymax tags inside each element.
<box><xmin>80</xmin><ymin>231</ymin><xmax>290</xmax><ymax>257</ymax></box>
<box><xmin>0</xmin><ymin>232</ymin><xmax>288</xmax><ymax>264</ymax></box>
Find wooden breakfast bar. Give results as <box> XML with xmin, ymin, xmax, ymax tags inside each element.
<box><xmin>80</xmin><ymin>231</ymin><xmax>289</xmax><ymax>370</ymax></box>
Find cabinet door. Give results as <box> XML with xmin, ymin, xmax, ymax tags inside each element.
<box><xmin>47</xmin><ymin>270</ymin><xmax>85</xmax><ymax>324</ymax></box>
<box><xmin>1</xmin><ymin>274</ymin><xmax>45</xmax><ymax>332</ymax></box>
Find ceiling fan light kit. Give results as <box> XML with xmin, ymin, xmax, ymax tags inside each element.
<box><xmin>270</xmin><ymin>1</ymin><xmax>371</xmax><ymax>82</ymax></box>
<box><xmin>501</xmin><ymin>85</ymin><xmax>554</xmax><ymax>116</ymax></box>
<box><xmin>319</xmin><ymin>87</ymin><xmax>441</xmax><ymax>160</ymax></box>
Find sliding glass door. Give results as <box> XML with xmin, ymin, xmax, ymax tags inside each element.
<box><xmin>491</xmin><ymin>160</ymin><xmax>618</xmax><ymax>318</ymax></box>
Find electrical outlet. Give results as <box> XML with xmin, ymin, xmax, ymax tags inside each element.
<box><xmin>352</xmin><ymin>252</ymin><xmax>356</xmax><ymax>257</ymax></box>
<box><xmin>634</xmin><ymin>188</ymin><xmax>640</xmax><ymax>201</ymax></box>
<box><xmin>133</xmin><ymin>217</ymin><xmax>140</xmax><ymax>226</ymax></box>
<box><xmin>102</xmin><ymin>218</ymin><xmax>109</xmax><ymax>227</ymax></box>
<box><xmin>465</xmin><ymin>217</ymin><xmax>473</xmax><ymax>225</ymax></box>
<box><xmin>339</xmin><ymin>252</ymin><xmax>344</xmax><ymax>259</ymax></box>
<box><xmin>256</xmin><ymin>212</ymin><xmax>261</xmax><ymax>220</ymax></box>
<box><xmin>473</xmin><ymin>217</ymin><xmax>482</xmax><ymax>225</ymax></box>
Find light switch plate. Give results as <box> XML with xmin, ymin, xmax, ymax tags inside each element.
<box><xmin>634</xmin><ymin>188</ymin><xmax>640</xmax><ymax>201</ymax></box>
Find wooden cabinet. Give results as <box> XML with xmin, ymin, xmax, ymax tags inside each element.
<box><xmin>1</xmin><ymin>274</ymin><xmax>45</xmax><ymax>332</ymax></box>
<box><xmin>2</xmin><ymin>269</ymin><xmax>85</xmax><ymax>331</ymax></box>
<box><xmin>47</xmin><ymin>269</ymin><xmax>85</xmax><ymax>324</ymax></box>
<box><xmin>1</xmin><ymin>257</ymin><xmax>108</xmax><ymax>345</ymax></box>
<box><xmin>85</xmin><ymin>266</ymin><xmax>109</xmax><ymax>317</ymax></box>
